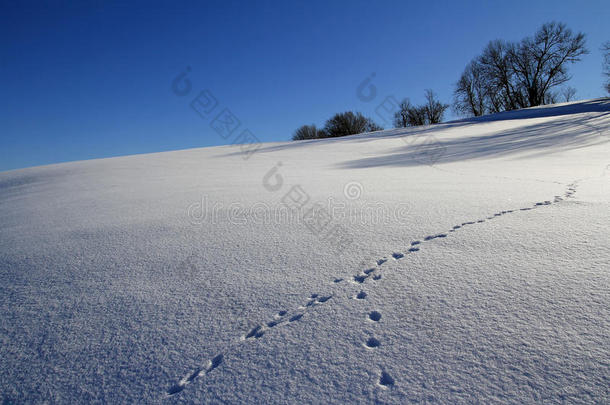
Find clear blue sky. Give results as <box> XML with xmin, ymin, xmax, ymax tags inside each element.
<box><xmin>1</xmin><ymin>0</ymin><xmax>608</xmax><ymax>171</ymax></box>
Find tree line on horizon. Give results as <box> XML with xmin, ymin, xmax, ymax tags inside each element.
<box><xmin>292</xmin><ymin>90</ymin><xmax>448</xmax><ymax>141</ymax></box>
<box><xmin>293</xmin><ymin>22</ymin><xmax>608</xmax><ymax>141</ymax></box>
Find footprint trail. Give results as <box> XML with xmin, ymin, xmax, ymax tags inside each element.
<box><xmin>167</xmin><ymin>180</ymin><xmax>584</xmax><ymax>396</ymax></box>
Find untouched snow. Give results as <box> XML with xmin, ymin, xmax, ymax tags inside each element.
<box><xmin>1</xmin><ymin>99</ymin><xmax>609</xmax><ymax>403</ymax></box>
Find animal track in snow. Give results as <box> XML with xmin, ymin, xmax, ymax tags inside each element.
<box><xmin>353</xmin><ymin>269</ymin><xmax>377</xmax><ymax>284</ymax></box>
<box><xmin>368</xmin><ymin>311</ymin><xmax>382</xmax><ymax>322</ymax></box>
<box><xmin>186</xmin><ymin>368</ymin><xmax>202</xmax><ymax>383</ymax></box>
<box><xmin>289</xmin><ymin>314</ymin><xmax>303</xmax><ymax>322</ymax></box>
<box><xmin>356</xmin><ymin>291</ymin><xmax>367</xmax><ymax>300</ymax></box>
<box><xmin>341</xmin><ymin>183</ymin><xmax>582</xmax><ymax>309</ymax></box>
<box><xmin>347</xmin><ymin>181</ymin><xmax>581</xmax><ymax>392</ymax></box>
<box><xmin>365</xmin><ymin>337</ymin><xmax>381</xmax><ymax>348</ymax></box>
<box><xmin>378</xmin><ymin>371</ymin><xmax>395</xmax><ymax>387</ymax></box>
<box><xmin>300</xmin><ymin>293</ymin><xmax>333</xmax><ymax>308</ymax></box>
<box><xmin>424</xmin><ymin>233</ymin><xmax>447</xmax><ymax>241</ymax></box>
<box><xmin>208</xmin><ymin>354</ymin><xmax>223</xmax><ymax>373</ymax></box>
<box><xmin>167</xmin><ymin>354</ymin><xmax>225</xmax><ymax>396</ymax></box>
<box><xmin>245</xmin><ymin>325</ymin><xmax>265</xmax><ymax>339</ymax></box>
<box><xmin>168</xmin><ymin>181</ymin><xmax>582</xmax><ymax>397</ymax></box>
<box><xmin>167</xmin><ymin>384</ymin><xmax>184</xmax><ymax>395</ymax></box>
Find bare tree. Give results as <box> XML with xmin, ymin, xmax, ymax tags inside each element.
<box><xmin>393</xmin><ymin>99</ymin><xmax>427</xmax><ymax>127</ymax></box>
<box><xmin>454</xmin><ymin>60</ymin><xmax>488</xmax><ymax>116</ymax></box>
<box><xmin>510</xmin><ymin>22</ymin><xmax>587</xmax><ymax>106</ymax></box>
<box><xmin>394</xmin><ymin>91</ymin><xmax>448</xmax><ymax>127</ymax></box>
<box><xmin>393</xmin><ymin>98</ymin><xmax>427</xmax><ymax>127</ymax></box>
<box><xmin>424</xmin><ymin>89</ymin><xmax>449</xmax><ymax>124</ymax></box>
<box><xmin>323</xmin><ymin>111</ymin><xmax>382</xmax><ymax>138</ymax></box>
<box><xmin>408</xmin><ymin>106</ymin><xmax>428</xmax><ymax>126</ymax></box>
<box><xmin>479</xmin><ymin>40</ymin><xmax>523</xmax><ymax>111</ymax></box>
<box><xmin>393</xmin><ymin>98</ymin><xmax>413</xmax><ymax>128</ymax></box>
<box><xmin>544</xmin><ymin>91</ymin><xmax>559</xmax><ymax>105</ymax></box>
<box><xmin>603</xmin><ymin>41</ymin><xmax>610</xmax><ymax>94</ymax></box>
<box><xmin>292</xmin><ymin>124</ymin><xmax>324</xmax><ymax>141</ymax></box>
<box><xmin>453</xmin><ymin>22</ymin><xmax>588</xmax><ymax>117</ymax></box>
<box><xmin>560</xmin><ymin>86</ymin><xmax>577</xmax><ymax>102</ymax></box>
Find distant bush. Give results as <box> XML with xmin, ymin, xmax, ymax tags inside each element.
<box><xmin>322</xmin><ymin>111</ymin><xmax>383</xmax><ymax>137</ymax></box>
<box><xmin>393</xmin><ymin>90</ymin><xmax>449</xmax><ymax>128</ymax></box>
<box><xmin>292</xmin><ymin>111</ymin><xmax>382</xmax><ymax>141</ymax></box>
<box><xmin>292</xmin><ymin>124</ymin><xmax>325</xmax><ymax>140</ymax></box>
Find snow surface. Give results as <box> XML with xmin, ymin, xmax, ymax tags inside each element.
<box><xmin>1</xmin><ymin>99</ymin><xmax>609</xmax><ymax>403</ymax></box>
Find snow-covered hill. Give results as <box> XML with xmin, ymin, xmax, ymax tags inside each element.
<box><xmin>1</xmin><ymin>99</ymin><xmax>609</xmax><ymax>403</ymax></box>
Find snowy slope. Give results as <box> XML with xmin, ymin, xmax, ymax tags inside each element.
<box><xmin>1</xmin><ymin>99</ymin><xmax>609</xmax><ymax>403</ymax></box>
